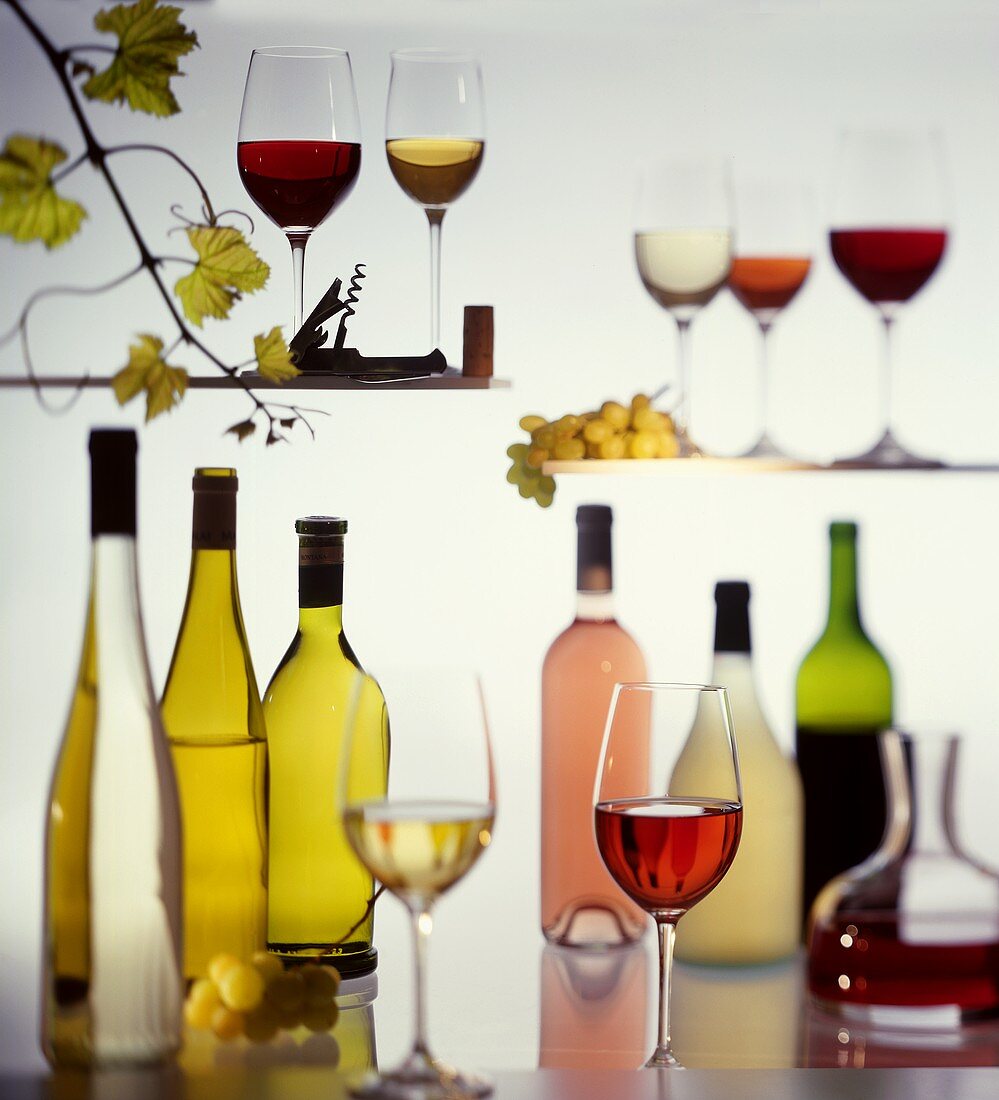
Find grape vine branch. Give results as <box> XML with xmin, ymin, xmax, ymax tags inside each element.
<box><xmin>0</xmin><ymin>0</ymin><xmax>324</xmax><ymax>443</ymax></box>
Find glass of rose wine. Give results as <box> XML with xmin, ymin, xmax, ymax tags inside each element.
<box><xmin>594</xmin><ymin>683</ymin><xmax>742</xmax><ymax>1069</ymax></box>
<box><xmin>830</xmin><ymin>129</ymin><xmax>948</xmax><ymax>466</ymax></box>
<box><xmin>237</xmin><ymin>47</ymin><xmax>362</xmax><ymax>336</ymax></box>
<box><xmin>634</xmin><ymin>158</ymin><xmax>733</xmax><ymax>456</ymax></box>
<box><xmin>729</xmin><ymin>178</ymin><xmax>813</xmax><ymax>459</ymax></box>
<box><xmin>341</xmin><ymin>667</ymin><xmax>497</xmax><ymax>1099</ymax></box>
<box><xmin>386</xmin><ymin>50</ymin><xmax>485</xmax><ymax>354</ymax></box>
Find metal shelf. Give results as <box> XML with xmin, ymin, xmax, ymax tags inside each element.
<box><xmin>0</xmin><ymin>371</ymin><xmax>510</xmax><ymax>392</ymax></box>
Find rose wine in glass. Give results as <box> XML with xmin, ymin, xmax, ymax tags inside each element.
<box><xmin>728</xmin><ymin>178</ymin><xmax>813</xmax><ymax>458</ymax></box>
<box><xmin>829</xmin><ymin>129</ymin><xmax>948</xmax><ymax>466</ymax></box>
<box><xmin>594</xmin><ymin>683</ymin><xmax>742</xmax><ymax>1069</ymax></box>
<box><xmin>386</xmin><ymin>51</ymin><xmax>485</xmax><ymax>355</ymax></box>
<box><xmin>634</xmin><ymin>159</ymin><xmax>733</xmax><ymax>456</ymax></box>
<box><xmin>237</xmin><ymin>47</ymin><xmax>361</xmax><ymax>336</ymax></box>
<box><xmin>341</xmin><ymin>668</ymin><xmax>496</xmax><ymax>1099</ymax></box>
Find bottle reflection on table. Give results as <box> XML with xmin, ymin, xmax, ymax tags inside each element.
<box><xmin>804</xmin><ymin>1002</ymin><xmax>999</xmax><ymax>1068</ymax></box>
<box><xmin>670</xmin><ymin>956</ymin><xmax>803</xmax><ymax>1067</ymax></box>
<box><xmin>538</xmin><ymin>944</ymin><xmax>647</xmax><ymax>1069</ymax></box>
<box><xmin>178</xmin><ymin>973</ymin><xmax>377</xmax><ymax>1074</ymax></box>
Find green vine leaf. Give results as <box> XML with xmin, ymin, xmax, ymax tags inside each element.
<box><xmin>254</xmin><ymin>327</ymin><xmax>299</xmax><ymax>383</ymax></box>
<box><xmin>83</xmin><ymin>0</ymin><xmax>198</xmax><ymax>117</ymax></box>
<box><xmin>174</xmin><ymin>225</ymin><xmax>270</xmax><ymax>327</ymax></box>
<box><xmin>112</xmin><ymin>333</ymin><xmax>188</xmax><ymax>421</ymax></box>
<box><xmin>0</xmin><ymin>135</ymin><xmax>87</xmax><ymax>249</ymax></box>
<box><xmin>506</xmin><ymin>443</ymin><xmax>556</xmax><ymax>508</ymax></box>
<box><xmin>226</xmin><ymin>419</ymin><xmax>257</xmax><ymax>442</ymax></box>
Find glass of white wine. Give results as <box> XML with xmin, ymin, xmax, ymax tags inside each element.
<box><xmin>386</xmin><ymin>50</ymin><xmax>485</xmax><ymax>354</ymax></box>
<box><xmin>341</xmin><ymin>667</ymin><xmax>497</xmax><ymax>1099</ymax></box>
<box><xmin>634</xmin><ymin>157</ymin><xmax>734</xmax><ymax>456</ymax></box>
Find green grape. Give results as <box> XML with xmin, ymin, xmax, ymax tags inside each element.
<box><xmin>553</xmin><ymin>438</ymin><xmax>585</xmax><ymax>461</ymax></box>
<box><xmin>533</xmin><ymin>426</ymin><xmax>556</xmax><ymax>450</ymax></box>
<box><xmin>302</xmin><ymin>964</ymin><xmax>339</xmax><ymax>1008</ymax></box>
<box><xmin>600</xmin><ymin>401</ymin><xmax>630</xmax><ymax>430</ymax></box>
<box><xmin>519</xmin><ymin>414</ymin><xmax>548</xmax><ymax>433</ymax></box>
<box><xmin>219</xmin><ymin>963</ymin><xmax>265</xmax><ymax>1012</ymax></box>
<box><xmin>252</xmin><ymin>951</ymin><xmax>285</xmax><ymax>985</ymax></box>
<box><xmin>583</xmin><ymin>418</ymin><xmax>613</xmax><ymax>444</ymax></box>
<box><xmin>243</xmin><ymin>1003</ymin><xmax>280</xmax><ymax>1044</ymax></box>
<box><xmin>266</xmin><ymin>971</ymin><xmax>306</xmax><ymax>1012</ymax></box>
<box><xmin>211</xmin><ymin>1005</ymin><xmax>244</xmax><ymax>1041</ymax></box>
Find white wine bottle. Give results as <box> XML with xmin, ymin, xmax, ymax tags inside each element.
<box><xmin>264</xmin><ymin>517</ymin><xmax>389</xmax><ymax>975</ymax></box>
<box><xmin>42</xmin><ymin>429</ymin><xmax>183</xmax><ymax>1067</ymax></box>
<box><xmin>161</xmin><ymin>468</ymin><xmax>267</xmax><ymax>981</ymax></box>
<box><xmin>673</xmin><ymin>581</ymin><xmax>803</xmax><ymax>964</ymax></box>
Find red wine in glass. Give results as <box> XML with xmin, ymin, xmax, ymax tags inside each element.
<box><xmin>237</xmin><ymin>140</ymin><xmax>361</xmax><ymax>232</ymax></box>
<box><xmin>830</xmin><ymin>228</ymin><xmax>947</xmax><ymax>305</ymax></box>
<box><xmin>594</xmin><ymin>797</ymin><xmax>743</xmax><ymax>913</ymax></box>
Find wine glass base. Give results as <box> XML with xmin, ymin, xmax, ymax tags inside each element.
<box><xmin>832</xmin><ymin>432</ymin><xmax>944</xmax><ymax>469</ymax></box>
<box><xmin>642</xmin><ymin>1048</ymin><xmax>684</xmax><ymax>1069</ymax></box>
<box><xmin>349</xmin><ymin>1061</ymin><xmax>493</xmax><ymax>1100</ymax></box>
<box><xmin>740</xmin><ymin>433</ymin><xmax>787</xmax><ymax>460</ymax></box>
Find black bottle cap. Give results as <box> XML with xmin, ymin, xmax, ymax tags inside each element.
<box><xmin>714</xmin><ymin>580</ymin><xmax>751</xmax><ymax>654</ymax></box>
<box><xmin>296</xmin><ymin>516</ymin><xmax>348</xmax><ymax>537</ymax></box>
<box><xmin>576</xmin><ymin>504</ymin><xmax>612</xmax><ymax>592</ymax></box>
<box><xmin>89</xmin><ymin>428</ymin><xmax>137</xmax><ymax>536</ymax></box>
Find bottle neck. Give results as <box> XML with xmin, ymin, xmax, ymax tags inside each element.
<box><xmin>183</xmin><ymin>548</ymin><xmax>240</xmax><ymax>615</ymax></box>
<box><xmin>575</xmin><ymin>590</ymin><xmax>616</xmax><ymax>622</ymax></box>
<box><xmin>298</xmin><ymin>603</ymin><xmax>344</xmax><ymax>633</ymax></box>
<box><xmin>298</xmin><ymin>540</ymin><xmax>345</xmax><ymax>628</ymax></box>
<box><xmin>90</xmin><ymin>534</ymin><xmax>154</xmax><ymax>699</ymax></box>
<box><xmin>825</xmin><ymin>534</ymin><xmax>862</xmax><ymax>633</ymax></box>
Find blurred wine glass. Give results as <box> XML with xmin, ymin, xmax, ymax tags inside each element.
<box><xmin>634</xmin><ymin>158</ymin><xmax>733</xmax><ymax>456</ymax></box>
<box><xmin>237</xmin><ymin>47</ymin><xmax>362</xmax><ymax>335</ymax></box>
<box><xmin>829</xmin><ymin>128</ymin><xmax>948</xmax><ymax>466</ymax></box>
<box><xmin>341</xmin><ymin>667</ymin><xmax>496</xmax><ymax>1099</ymax></box>
<box><xmin>729</xmin><ymin>178</ymin><xmax>813</xmax><ymax>459</ymax></box>
<box><xmin>386</xmin><ymin>50</ymin><xmax>485</xmax><ymax>355</ymax></box>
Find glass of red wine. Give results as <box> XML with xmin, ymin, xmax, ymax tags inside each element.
<box><xmin>729</xmin><ymin>177</ymin><xmax>813</xmax><ymax>459</ymax></box>
<box><xmin>237</xmin><ymin>47</ymin><xmax>362</xmax><ymax>336</ymax></box>
<box><xmin>594</xmin><ymin>683</ymin><xmax>742</xmax><ymax>1069</ymax></box>
<box><xmin>830</xmin><ymin>129</ymin><xmax>948</xmax><ymax>466</ymax></box>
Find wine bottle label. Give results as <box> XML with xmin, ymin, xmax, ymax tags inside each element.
<box><xmin>192</xmin><ymin>493</ymin><xmax>236</xmax><ymax>550</ymax></box>
<box><xmin>299</xmin><ymin>559</ymin><xmax>344</xmax><ymax>608</ymax></box>
<box><xmin>299</xmin><ymin>545</ymin><xmax>344</xmax><ymax>567</ymax></box>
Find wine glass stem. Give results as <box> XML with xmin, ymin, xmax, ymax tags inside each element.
<box><xmin>673</xmin><ymin>318</ymin><xmax>691</xmax><ymax>434</ymax></box>
<box><xmin>880</xmin><ymin>312</ymin><xmax>895</xmax><ymax>439</ymax></box>
<box><xmin>288</xmin><ymin>233</ymin><xmax>309</xmax><ymax>337</ymax></box>
<box><xmin>651</xmin><ymin>917</ymin><xmax>677</xmax><ymax>1066</ymax></box>
<box><xmin>758</xmin><ymin>320</ymin><xmax>772</xmax><ymax>438</ymax></box>
<box><xmin>427</xmin><ymin>209</ymin><xmax>445</xmax><ymax>352</ymax></box>
<box><xmin>409</xmin><ymin>904</ymin><xmax>434</xmax><ymax>1062</ymax></box>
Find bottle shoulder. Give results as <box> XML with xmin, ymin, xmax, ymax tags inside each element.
<box><xmin>543</xmin><ymin>616</ymin><xmax>645</xmax><ymax>666</ymax></box>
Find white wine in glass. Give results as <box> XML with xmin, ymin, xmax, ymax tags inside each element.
<box><xmin>634</xmin><ymin>159</ymin><xmax>733</xmax><ymax>456</ymax></box>
<box><xmin>386</xmin><ymin>51</ymin><xmax>485</xmax><ymax>354</ymax></box>
<box><xmin>342</xmin><ymin>667</ymin><xmax>496</xmax><ymax>1099</ymax></box>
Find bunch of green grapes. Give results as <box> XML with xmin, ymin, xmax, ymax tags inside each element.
<box><xmin>506</xmin><ymin>395</ymin><xmax>679</xmax><ymax>508</ymax></box>
<box><xmin>184</xmin><ymin>951</ymin><xmax>341</xmax><ymax>1043</ymax></box>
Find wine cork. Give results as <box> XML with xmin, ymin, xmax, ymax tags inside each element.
<box><xmin>462</xmin><ymin>306</ymin><xmax>493</xmax><ymax>377</ymax></box>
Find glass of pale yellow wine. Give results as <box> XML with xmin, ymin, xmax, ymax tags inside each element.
<box><xmin>341</xmin><ymin>667</ymin><xmax>497</xmax><ymax>1099</ymax></box>
<box><xmin>386</xmin><ymin>49</ymin><xmax>485</xmax><ymax>354</ymax></box>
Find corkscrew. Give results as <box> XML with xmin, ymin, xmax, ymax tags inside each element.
<box><xmin>285</xmin><ymin>264</ymin><xmax>447</xmax><ymax>381</ymax></box>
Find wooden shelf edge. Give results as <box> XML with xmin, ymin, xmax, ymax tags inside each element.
<box><xmin>0</xmin><ymin>372</ymin><xmax>511</xmax><ymax>392</ymax></box>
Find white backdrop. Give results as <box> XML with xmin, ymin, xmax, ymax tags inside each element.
<box><xmin>2</xmin><ymin>0</ymin><xmax>999</xmax><ymax>1074</ymax></box>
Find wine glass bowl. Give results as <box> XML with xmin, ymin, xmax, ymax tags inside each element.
<box><xmin>634</xmin><ymin>159</ymin><xmax>734</xmax><ymax>455</ymax></box>
<box><xmin>829</xmin><ymin>128</ymin><xmax>948</xmax><ymax>466</ymax></box>
<box><xmin>237</xmin><ymin>46</ymin><xmax>362</xmax><ymax>335</ymax></box>
<box><xmin>594</xmin><ymin>683</ymin><xmax>742</xmax><ymax>1068</ymax></box>
<box><xmin>386</xmin><ymin>49</ymin><xmax>485</xmax><ymax>354</ymax></box>
<box><xmin>341</xmin><ymin>667</ymin><xmax>496</xmax><ymax>1099</ymax></box>
<box><xmin>728</xmin><ymin>177</ymin><xmax>814</xmax><ymax>458</ymax></box>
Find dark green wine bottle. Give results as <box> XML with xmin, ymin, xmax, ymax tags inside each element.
<box><xmin>795</xmin><ymin>521</ymin><xmax>892</xmax><ymax>922</ymax></box>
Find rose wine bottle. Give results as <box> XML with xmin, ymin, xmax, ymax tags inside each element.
<box><xmin>264</xmin><ymin>517</ymin><xmax>389</xmax><ymax>975</ymax></box>
<box><xmin>541</xmin><ymin>504</ymin><xmax>648</xmax><ymax>948</ymax></box>
<box><xmin>161</xmin><ymin>468</ymin><xmax>267</xmax><ymax>981</ymax></box>
<box><xmin>673</xmin><ymin>581</ymin><xmax>804</xmax><ymax>964</ymax></box>
<box><xmin>796</xmin><ymin>522</ymin><xmax>893</xmax><ymax>921</ymax></box>
<box><xmin>42</xmin><ymin>430</ymin><xmax>183</xmax><ymax>1067</ymax></box>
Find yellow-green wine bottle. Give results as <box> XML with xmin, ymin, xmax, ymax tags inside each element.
<box><xmin>264</xmin><ymin>517</ymin><xmax>389</xmax><ymax>975</ymax></box>
<box><xmin>42</xmin><ymin>429</ymin><xmax>183</xmax><ymax>1067</ymax></box>
<box><xmin>161</xmin><ymin>468</ymin><xmax>267</xmax><ymax>981</ymax></box>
